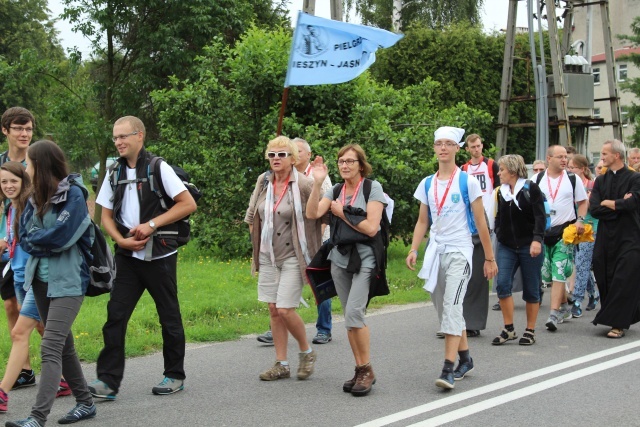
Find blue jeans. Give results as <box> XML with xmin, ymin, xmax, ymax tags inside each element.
<box><xmin>496</xmin><ymin>242</ymin><xmax>544</xmax><ymax>303</ymax></box>
<box><xmin>315</xmin><ymin>298</ymin><xmax>332</xmax><ymax>334</ymax></box>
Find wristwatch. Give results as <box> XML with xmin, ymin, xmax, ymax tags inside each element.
<box><xmin>577</xmin><ymin>216</ymin><xmax>585</xmax><ymax>222</ymax></box>
<box><xmin>149</xmin><ymin>220</ymin><xmax>157</xmax><ymax>230</ymax></box>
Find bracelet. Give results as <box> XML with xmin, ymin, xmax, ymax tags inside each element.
<box><xmin>485</xmin><ymin>259</ymin><xmax>495</xmax><ymax>262</ymax></box>
<box><xmin>409</xmin><ymin>249</ymin><xmax>419</xmax><ymax>256</ymax></box>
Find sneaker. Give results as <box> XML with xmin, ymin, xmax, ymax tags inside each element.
<box><xmin>56</xmin><ymin>379</ymin><xmax>72</xmax><ymax>398</ymax></box>
<box><xmin>491</xmin><ymin>301</ymin><xmax>500</xmax><ymax>311</ymax></box>
<box><xmin>88</xmin><ymin>379</ymin><xmax>117</xmax><ymax>400</ymax></box>
<box><xmin>151</xmin><ymin>377</ymin><xmax>184</xmax><ymax>395</ymax></box>
<box><xmin>12</xmin><ymin>369</ymin><xmax>36</xmax><ymax>389</ymax></box>
<box><xmin>312</xmin><ymin>332</ymin><xmax>332</xmax><ymax>344</ymax></box>
<box><xmin>453</xmin><ymin>358</ymin><xmax>474</xmax><ymax>381</ymax></box>
<box><xmin>256</xmin><ymin>330</ymin><xmax>274</xmax><ymax>345</ymax></box>
<box><xmin>571</xmin><ymin>303</ymin><xmax>583</xmax><ymax>318</ymax></box>
<box><xmin>546</xmin><ymin>314</ymin><xmax>559</xmax><ymax>332</ymax></box>
<box><xmin>297</xmin><ymin>350</ymin><xmax>317</xmax><ymax>380</ymax></box>
<box><xmin>586</xmin><ymin>295</ymin><xmax>599</xmax><ymax>311</ymax></box>
<box><xmin>435</xmin><ymin>371</ymin><xmax>455</xmax><ymax>390</ymax></box>
<box><xmin>435</xmin><ymin>331</ymin><xmax>445</xmax><ymax>339</ymax></box>
<box><xmin>5</xmin><ymin>417</ymin><xmax>43</xmax><ymax>427</ymax></box>
<box><xmin>57</xmin><ymin>403</ymin><xmax>97</xmax><ymax>424</ymax></box>
<box><xmin>0</xmin><ymin>388</ymin><xmax>8</xmax><ymax>413</ymax></box>
<box><xmin>559</xmin><ymin>306</ymin><xmax>572</xmax><ymax>322</ymax></box>
<box><xmin>259</xmin><ymin>362</ymin><xmax>290</xmax><ymax>381</ymax></box>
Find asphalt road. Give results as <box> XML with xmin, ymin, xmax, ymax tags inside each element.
<box><xmin>4</xmin><ymin>293</ymin><xmax>640</xmax><ymax>427</ymax></box>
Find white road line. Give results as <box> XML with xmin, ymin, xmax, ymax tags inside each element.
<box><xmin>410</xmin><ymin>351</ymin><xmax>640</xmax><ymax>426</ymax></box>
<box><xmin>356</xmin><ymin>340</ymin><xmax>640</xmax><ymax>427</ymax></box>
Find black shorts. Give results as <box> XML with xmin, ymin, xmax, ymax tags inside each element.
<box><xmin>0</xmin><ymin>260</ymin><xmax>15</xmax><ymax>301</ymax></box>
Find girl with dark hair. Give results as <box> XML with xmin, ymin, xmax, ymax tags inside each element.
<box><xmin>6</xmin><ymin>140</ymin><xmax>96</xmax><ymax>427</ymax></box>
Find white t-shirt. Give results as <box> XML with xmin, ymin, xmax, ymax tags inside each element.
<box><xmin>531</xmin><ymin>171</ymin><xmax>587</xmax><ymax>226</ymax></box>
<box><xmin>463</xmin><ymin>160</ymin><xmax>495</xmax><ymax>229</ymax></box>
<box><xmin>413</xmin><ymin>170</ymin><xmax>483</xmax><ymax>253</ymax></box>
<box><xmin>96</xmin><ymin>160</ymin><xmax>188</xmax><ymax>260</ymax></box>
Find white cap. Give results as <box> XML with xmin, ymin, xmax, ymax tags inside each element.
<box><xmin>434</xmin><ymin>126</ymin><xmax>465</xmax><ymax>146</ymax></box>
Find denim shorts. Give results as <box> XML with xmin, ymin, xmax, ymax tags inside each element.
<box><xmin>496</xmin><ymin>242</ymin><xmax>544</xmax><ymax>303</ymax></box>
<box><xmin>16</xmin><ymin>283</ymin><xmax>41</xmax><ymax>321</ymax></box>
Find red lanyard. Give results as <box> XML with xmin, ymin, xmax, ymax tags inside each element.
<box><xmin>273</xmin><ymin>177</ymin><xmax>289</xmax><ymax>212</ymax></box>
<box><xmin>340</xmin><ymin>177</ymin><xmax>364</xmax><ymax>206</ymax></box>
<box><xmin>5</xmin><ymin>206</ymin><xmax>16</xmax><ymax>259</ymax></box>
<box><xmin>467</xmin><ymin>158</ymin><xmax>482</xmax><ymax>173</ymax></box>
<box><xmin>546</xmin><ymin>172</ymin><xmax>564</xmax><ymax>204</ymax></box>
<box><xmin>434</xmin><ymin>168</ymin><xmax>457</xmax><ymax>216</ymax></box>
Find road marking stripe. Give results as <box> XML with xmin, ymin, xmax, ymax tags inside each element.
<box><xmin>356</xmin><ymin>340</ymin><xmax>640</xmax><ymax>427</ymax></box>
<box><xmin>410</xmin><ymin>351</ymin><xmax>640</xmax><ymax>426</ymax></box>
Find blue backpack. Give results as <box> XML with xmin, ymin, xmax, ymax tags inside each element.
<box><xmin>424</xmin><ymin>171</ymin><xmax>478</xmax><ymax>234</ymax></box>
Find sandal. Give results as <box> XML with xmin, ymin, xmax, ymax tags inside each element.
<box><xmin>519</xmin><ymin>331</ymin><xmax>536</xmax><ymax>346</ymax></box>
<box><xmin>466</xmin><ymin>330</ymin><xmax>481</xmax><ymax>338</ymax></box>
<box><xmin>492</xmin><ymin>328</ymin><xmax>518</xmax><ymax>345</ymax></box>
<box><xmin>607</xmin><ymin>328</ymin><xmax>625</xmax><ymax>339</ymax></box>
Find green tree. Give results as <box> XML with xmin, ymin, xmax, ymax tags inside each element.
<box><xmin>350</xmin><ymin>0</ymin><xmax>484</xmax><ymax>31</ymax></box>
<box><xmin>0</xmin><ymin>0</ymin><xmax>65</xmax><ymax>136</ymax></box>
<box><xmin>153</xmin><ymin>27</ymin><xmax>492</xmax><ymax>256</ymax></box>
<box><xmin>370</xmin><ymin>22</ymin><xmax>538</xmax><ymax>161</ymax></box>
<box><xmin>59</xmin><ymin>0</ymin><xmax>289</xmax><ymax>222</ymax></box>
<box><xmin>619</xmin><ymin>16</ymin><xmax>640</xmax><ymax>147</ymax></box>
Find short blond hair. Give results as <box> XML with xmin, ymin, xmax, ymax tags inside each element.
<box><xmin>498</xmin><ymin>154</ymin><xmax>528</xmax><ymax>179</ymax></box>
<box><xmin>265</xmin><ymin>136</ymin><xmax>299</xmax><ymax>163</ymax></box>
<box><xmin>114</xmin><ymin>116</ymin><xmax>146</xmax><ymax>140</ymax></box>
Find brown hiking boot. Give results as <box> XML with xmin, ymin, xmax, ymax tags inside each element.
<box><xmin>259</xmin><ymin>362</ymin><xmax>290</xmax><ymax>381</ymax></box>
<box><xmin>343</xmin><ymin>366</ymin><xmax>361</xmax><ymax>393</ymax></box>
<box><xmin>351</xmin><ymin>363</ymin><xmax>376</xmax><ymax>396</ymax></box>
<box><xmin>297</xmin><ymin>350</ymin><xmax>317</xmax><ymax>380</ymax></box>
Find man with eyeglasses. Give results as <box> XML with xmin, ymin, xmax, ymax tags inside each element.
<box><xmin>460</xmin><ymin>134</ymin><xmax>500</xmax><ymax>336</ymax></box>
<box><xmin>0</xmin><ymin>107</ymin><xmax>37</xmax><ymax>389</ymax></box>
<box><xmin>532</xmin><ymin>145</ymin><xmax>588</xmax><ymax>332</ymax></box>
<box><xmin>406</xmin><ymin>126</ymin><xmax>497</xmax><ymax>390</ymax></box>
<box><xmin>90</xmin><ymin>116</ymin><xmax>197</xmax><ymax>399</ymax></box>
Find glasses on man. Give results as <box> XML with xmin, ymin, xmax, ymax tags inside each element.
<box><xmin>434</xmin><ymin>141</ymin><xmax>458</xmax><ymax>148</ymax></box>
<box><xmin>337</xmin><ymin>159</ymin><xmax>359</xmax><ymax>166</ymax></box>
<box><xmin>9</xmin><ymin>126</ymin><xmax>33</xmax><ymax>134</ymax></box>
<box><xmin>112</xmin><ymin>131</ymin><xmax>139</xmax><ymax>142</ymax></box>
<box><xmin>267</xmin><ymin>151</ymin><xmax>292</xmax><ymax>159</ymax></box>
<box><xmin>552</xmin><ymin>155</ymin><xmax>568</xmax><ymax>160</ymax></box>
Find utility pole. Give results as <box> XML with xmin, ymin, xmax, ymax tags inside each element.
<box><xmin>303</xmin><ymin>0</ymin><xmax>343</xmax><ymax>21</ymax></box>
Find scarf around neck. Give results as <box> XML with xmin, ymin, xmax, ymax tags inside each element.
<box><xmin>500</xmin><ymin>178</ymin><xmax>526</xmax><ymax>209</ymax></box>
<box><xmin>260</xmin><ymin>167</ymin><xmax>310</xmax><ymax>266</ymax></box>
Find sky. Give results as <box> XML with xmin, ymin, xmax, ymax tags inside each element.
<box><xmin>49</xmin><ymin>0</ymin><xmax>534</xmax><ymax>56</ymax></box>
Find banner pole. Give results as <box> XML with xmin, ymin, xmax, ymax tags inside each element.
<box><xmin>276</xmin><ymin>87</ymin><xmax>290</xmax><ymax>136</ymax></box>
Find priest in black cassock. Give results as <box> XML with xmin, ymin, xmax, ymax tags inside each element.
<box><xmin>589</xmin><ymin>139</ymin><xmax>640</xmax><ymax>339</ymax></box>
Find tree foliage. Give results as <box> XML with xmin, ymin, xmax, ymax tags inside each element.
<box><xmin>352</xmin><ymin>0</ymin><xmax>484</xmax><ymax>31</ymax></box>
<box><xmin>619</xmin><ymin>16</ymin><xmax>640</xmax><ymax>147</ymax></box>
<box><xmin>370</xmin><ymin>22</ymin><xmax>538</xmax><ymax>161</ymax></box>
<box><xmin>152</xmin><ymin>27</ymin><xmax>492</xmax><ymax>257</ymax></box>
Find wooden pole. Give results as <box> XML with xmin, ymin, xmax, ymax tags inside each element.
<box><xmin>276</xmin><ymin>87</ymin><xmax>290</xmax><ymax>136</ymax></box>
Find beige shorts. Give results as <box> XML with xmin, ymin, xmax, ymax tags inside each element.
<box><xmin>258</xmin><ymin>253</ymin><xmax>304</xmax><ymax>308</ymax></box>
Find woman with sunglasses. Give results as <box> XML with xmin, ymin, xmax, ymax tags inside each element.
<box><xmin>567</xmin><ymin>154</ymin><xmax>599</xmax><ymax>316</ymax></box>
<box><xmin>306</xmin><ymin>144</ymin><xmax>387</xmax><ymax>396</ymax></box>
<box><xmin>245</xmin><ymin>136</ymin><xmax>323</xmax><ymax>382</ymax></box>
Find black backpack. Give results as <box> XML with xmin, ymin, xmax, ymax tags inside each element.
<box><xmin>85</xmin><ymin>220</ymin><xmax>116</xmax><ymax>297</ymax></box>
<box><xmin>109</xmin><ymin>156</ymin><xmax>201</xmax><ymax>246</ymax></box>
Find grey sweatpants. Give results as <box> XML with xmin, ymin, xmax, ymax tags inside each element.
<box><xmin>31</xmin><ymin>279</ymin><xmax>93</xmax><ymax>424</ymax></box>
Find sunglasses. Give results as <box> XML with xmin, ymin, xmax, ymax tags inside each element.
<box><xmin>267</xmin><ymin>151</ymin><xmax>292</xmax><ymax>159</ymax></box>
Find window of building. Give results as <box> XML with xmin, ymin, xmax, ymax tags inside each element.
<box><xmin>593</xmin><ymin>67</ymin><xmax>600</xmax><ymax>85</ymax></box>
<box><xmin>621</xmin><ymin>106</ymin><xmax>629</xmax><ymax>127</ymax></box>
<box><xmin>593</xmin><ymin>107</ymin><xmax>601</xmax><ymax>129</ymax></box>
<box><xmin>618</xmin><ymin>64</ymin><xmax>628</xmax><ymax>82</ymax></box>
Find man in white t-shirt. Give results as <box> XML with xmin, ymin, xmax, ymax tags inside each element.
<box><xmin>532</xmin><ymin>145</ymin><xmax>588</xmax><ymax>332</ymax></box>
<box><xmin>89</xmin><ymin>116</ymin><xmax>197</xmax><ymax>399</ymax></box>
<box><xmin>406</xmin><ymin>126</ymin><xmax>497</xmax><ymax>390</ymax></box>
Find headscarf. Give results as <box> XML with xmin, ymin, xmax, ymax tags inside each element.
<box><xmin>434</xmin><ymin>126</ymin><xmax>465</xmax><ymax>147</ymax></box>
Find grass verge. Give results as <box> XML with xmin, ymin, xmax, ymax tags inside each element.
<box><xmin>0</xmin><ymin>240</ymin><xmax>429</xmax><ymax>374</ymax></box>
